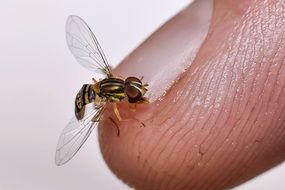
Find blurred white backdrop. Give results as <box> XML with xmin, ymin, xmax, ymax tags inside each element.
<box><xmin>0</xmin><ymin>0</ymin><xmax>284</xmax><ymax>189</ymax></box>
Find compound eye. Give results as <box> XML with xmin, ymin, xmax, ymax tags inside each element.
<box><xmin>125</xmin><ymin>84</ymin><xmax>141</xmax><ymax>98</ymax></box>
<box><xmin>125</xmin><ymin>77</ymin><xmax>143</xmax><ymax>103</ymax></box>
<box><xmin>125</xmin><ymin>77</ymin><xmax>141</xmax><ymax>83</ymax></box>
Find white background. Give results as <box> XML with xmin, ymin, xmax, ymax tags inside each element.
<box><xmin>0</xmin><ymin>0</ymin><xmax>284</xmax><ymax>189</ymax></box>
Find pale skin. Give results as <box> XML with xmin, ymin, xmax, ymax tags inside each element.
<box><xmin>98</xmin><ymin>0</ymin><xmax>285</xmax><ymax>189</ymax></box>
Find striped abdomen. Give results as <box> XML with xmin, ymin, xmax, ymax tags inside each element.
<box><xmin>75</xmin><ymin>84</ymin><xmax>96</xmax><ymax>120</ymax></box>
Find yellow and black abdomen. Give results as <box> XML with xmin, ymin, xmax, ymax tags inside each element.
<box><xmin>75</xmin><ymin>84</ymin><xmax>96</xmax><ymax>120</ymax></box>
<box><xmin>99</xmin><ymin>78</ymin><xmax>126</xmax><ymax>102</ymax></box>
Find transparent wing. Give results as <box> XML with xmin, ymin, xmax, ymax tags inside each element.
<box><xmin>66</xmin><ymin>15</ymin><xmax>113</xmax><ymax>77</ymax></box>
<box><xmin>55</xmin><ymin>103</ymin><xmax>104</xmax><ymax>166</ymax></box>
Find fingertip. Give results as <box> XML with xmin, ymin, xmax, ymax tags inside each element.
<box><xmin>99</xmin><ymin>0</ymin><xmax>285</xmax><ymax>189</ymax></box>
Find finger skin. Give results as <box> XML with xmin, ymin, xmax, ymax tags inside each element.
<box><xmin>99</xmin><ymin>0</ymin><xmax>285</xmax><ymax>190</ymax></box>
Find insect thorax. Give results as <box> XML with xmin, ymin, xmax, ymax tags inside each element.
<box><xmin>99</xmin><ymin>78</ymin><xmax>126</xmax><ymax>102</ymax></box>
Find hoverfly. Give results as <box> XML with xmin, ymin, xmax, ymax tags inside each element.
<box><xmin>55</xmin><ymin>15</ymin><xmax>148</xmax><ymax>166</ymax></box>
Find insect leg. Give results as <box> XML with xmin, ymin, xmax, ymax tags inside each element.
<box><xmin>129</xmin><ymin>104</ymin><xmax>146</xmax><ymax>128</ymax></box>
<box><xmin>109</xmin><ymin>117</ymin><xmax>120</xmax><ymax>136</ymax></box>
<box><xmin>113</xmin><ymin>103</ymin><xmax>146</xmax><ymax>128</ymax></box>
<box><xmin>129</xmin><ymin>103</ymin><xmax>137</xmax><ymax>112</ymax></box>
<box><xmin>113</xmin><ymin>103</ymin><xmax>129</xmax><ymax>121</ymax></box>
